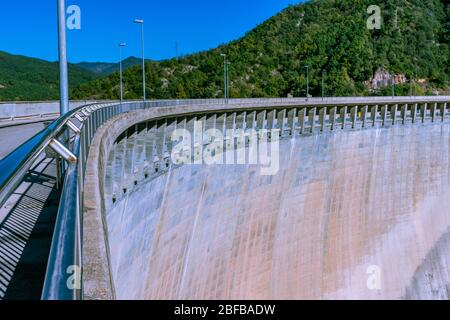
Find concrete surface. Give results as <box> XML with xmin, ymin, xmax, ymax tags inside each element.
<box><xmin>100</xmin><ymin>123</ymin><xmax>450</xmax><ymax>299</ymax></box>
<box><xmin>0</xmin><ymin>157</ymin><xmax>60</xmax><ymax>300</ymax></box>
<box><xmin>0</xmin><ymin>122</ymin><xmax>47</xmax><ymax>160</ymax></box>
<box><xmin>81</xmin><ymin>97</ymin><xmax>450</xmax><ymax>300</ymax></box>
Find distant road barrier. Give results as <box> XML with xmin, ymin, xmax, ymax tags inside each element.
<box><xmin>0</xmin><ymin>100</ymin><xmax>107</xmax><ymax>122</ymax></box>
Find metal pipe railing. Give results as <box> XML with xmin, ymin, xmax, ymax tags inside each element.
<box><xmin>41</xmin><ymin>135</ymin><xmax>81</xmax><ymax>300</ymax></box>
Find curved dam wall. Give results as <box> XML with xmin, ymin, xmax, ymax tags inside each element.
<box><xmin>102</xmin><ymin>122</ymin><xmax>450</xmax><ymax>300</ymax></box>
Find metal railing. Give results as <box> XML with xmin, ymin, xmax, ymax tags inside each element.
<box><xmin>0</xmin><ymin>96</ymin><xmax>449</xmax><ymax>300</ymax></box>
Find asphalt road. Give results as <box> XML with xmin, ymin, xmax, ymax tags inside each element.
<box><xmin>0</xmin><ymin>122</ymin><xmax>46</xmax><ymax>160</ymax></box>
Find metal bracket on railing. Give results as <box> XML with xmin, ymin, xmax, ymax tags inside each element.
<box><xmin>75</xmin><ymin>114</ymin><xmax>85</xmax><ymax>122</ymax></box>
<box><xmin>66</xmin><ymin>120</ymin><xmax>81</xmax><ymax>134</ymax></box>
<box><xmin>48</xmin><ymin>139</ymin><xmax>78</xmax><ymax>163</ymax></box>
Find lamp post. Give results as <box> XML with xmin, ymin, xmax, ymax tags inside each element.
<box><xmin>134</xmin><ymin>19</ymin><xmax>146</xmax><ymax>101</ymax></box>
<box><xmin>119</xmin><ymin>43</ymin><xmax>126</xmax><ymax>103</ymax></box>
<box><xmin>413</xmin><ymin>58</ymin><xmax>418</xmax><ymax>96</ymax></box>
<box><xmin>220</xmin><ymin>53</ymin><xmax>227</xmax><ymax>103</ymax></box>
<box><xmin>304</xmin><ymin>65</ymin><xmax>309</xmax><ymax>100</ymax></box>
<box><xmin>226</xmin><ymin>61</ymin><xmax>231</xmax><ymax>102</ymax></box>
<box><xmin>57</xmin><ymin>0</ymin><xmax>69</xmax><ymax>115</ymax></box>
<box><xmin>321</xmin><ymin>70</ymin><xmax>325</xmax><ymax>99</ymax></box>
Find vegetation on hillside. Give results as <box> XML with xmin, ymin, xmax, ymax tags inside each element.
<box><xmin>76</xmin><ymin>57</ymin><xmax>149</xmax><ymax>76</ymax></box>
<box><xmin>0</xmin><ymin>51</ymin><xmax>97</xmax><ymax>101</ymax></box>
<box><xmin>72</xmin><ymin>0</ymin><xmax>449</xmax><ymax>100</ymax></box>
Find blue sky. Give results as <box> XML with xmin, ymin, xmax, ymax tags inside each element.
<box><xmin>0</xmin><ymin>0</ymin><xmax>300</xmax><ymax>63</ymax></box>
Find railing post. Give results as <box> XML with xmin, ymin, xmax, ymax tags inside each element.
<box><xmin>277</xmin><ymin>109</ymin><xmax>286</xmax><ymax>137</ymax></box>
<box><xmin>298</xmin><ymin>108</ymin><xmax>306</xmax><ymax>134</ymax></box>
<box><xmin>391</xmin><ymin>104</ymin><xmax>398</xmax><ymax>125</ymax></box>
<box><xmin>319</xmin><ymin>107</ymin><xmax>326</xmax><ymax>132</ymax></box>
<box><xmin>411</xmin><ymin>103</ymin><xmax>417</xmax><ymax>124</ymax></box>
<box><xmin>442</xmin><ymin>103</ymin><xmax>447</xmax><ymax>122</ymax></box>
<box><xmin>256</xmin><ymin>110</ymin><xmax>266</xmax><ymax>131</ymax></box>
<box><xmin>350</xmin><ymin>106</ymin><xmax>358</xmax><ymax>129</ymax></box>
<box><xmin>340</xmin><ymin>106</ymin><xmax>347</xmax><ymax>129</ymax></box>
<box><xmin>371</xmin><ymin>105</ymin><xmax>378</xmax><ymax>127</ymax></box>
<box><xmin>308</xmin><ymin>107</ymin><xmax>316</xmax><ymax>133</ymax></box>
<box><xmin>287</xmin><ymin>108</ymin><xmax>296</xmax><ymax>136</ymax></box>
<box><xmin>381</xmin><ymin>105</ymin><xmax>388</xmax><ymax>126</ymax></box>
<box><xmin>329</xmin><ymin>106</ymin><xmax>337</xmax><ymax>131</ymax></box>
<box><xmin>420</xmin><ymin>103</ymin><xmax>427</xmax><ymax>123</ymax></box>
<box><xmin>361</xmin><ymin>105</ymin><xmax>368</xmax><ymax>128</ymax></box>
<box><xmin>431</xmin><ymin>102</ymin><xmax>437</xmax><ymax>122</ymax></box>
<box><xmin>401</xmin><ymin>104</ymin><xmax>407</xmax><ymax>124</ymax></box>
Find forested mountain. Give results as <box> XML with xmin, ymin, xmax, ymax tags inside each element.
<box><xmin>72</xmin><ymin>0</ymin><xmax>449</xmax><ymax>100</ymax></box>
<box><xmin>76</xmin><ymin>57</ymin><xmax>148</xmax><ymax>76</ymax></box>
<box><xmin>0</xmin><ymin>51</ymin><xmax>97</xmax><ymax>101</ymax></box>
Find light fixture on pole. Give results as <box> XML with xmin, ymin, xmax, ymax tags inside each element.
<box><xmin>57</xmin><ymin>0</ymin><xmax>69</xmax><ymax>116</ymax></box>
<box><xmin>134</xmin><ymin>19</ymin><xmax>146</xmax><ymax>101</ymax></box>
<box><xmin>119</xmin><ymin>43</ymin><xmax>126</xmax><ymax>104</ymax></box>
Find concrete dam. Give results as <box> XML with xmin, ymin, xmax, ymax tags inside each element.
<box><xmin>79</xmin><ymin>98</ymin><xmax>450</xmax><ymax>300</ymax></box>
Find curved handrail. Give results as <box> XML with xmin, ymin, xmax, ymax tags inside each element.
<box><xmin>41</xmin><ymin>135</ymin><xmax>81</xmax><ymax>300</ymax></box>
<box><xmin>0</xmin><ymin>104</ymin><xmax>93</xmax><ymax>209</ymax></box>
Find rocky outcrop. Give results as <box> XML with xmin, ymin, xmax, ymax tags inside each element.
<box><xmin>366</xmin><ymin>68</ymin><xmax>407</xmax><ymax>90</ymax></box>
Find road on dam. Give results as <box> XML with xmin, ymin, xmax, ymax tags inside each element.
<box><xmin>0</xmin><ymin>122</ymin><xmax>48</xmax><ymax>160</ymax></box>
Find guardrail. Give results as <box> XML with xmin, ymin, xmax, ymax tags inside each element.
<box><xmin>0</xmin><ymin>96</ymin><xmax>449</xmax><ymax>300</ymax></box>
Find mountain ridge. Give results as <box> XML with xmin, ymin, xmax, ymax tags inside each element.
<box><xmin>76</xmin><ymin>56</ymin><xmax>152</xmax><ymax>76</ymax></box>
<box><xmin>0</xmin><ymin>50</ymin><xmax>98</xmax><ymax>101</ymax></box>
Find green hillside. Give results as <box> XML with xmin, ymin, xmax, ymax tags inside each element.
<box><xmin>0</xmin><ymin>51</ymin><xmax>97</xmax><ymax>101</ymax></box>
<box><xmin>73</xmin><ymin>0</ymin><xmax>449</xmax><ymax>100</ymax></box>
<box><xmin>76</xmin><ymin>57</ymin><xmax>149</xmax><ymax>76</ymax></box>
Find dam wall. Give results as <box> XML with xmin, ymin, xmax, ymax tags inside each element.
<box><xmin>81</xmin><ymin>97</ymin><xmax>450</xmax><ymax>299</ymax></box>
<box><xmin>104</xmin><ymin>123</ymin><xmax>450</xmax><ymax>299</ymax></box>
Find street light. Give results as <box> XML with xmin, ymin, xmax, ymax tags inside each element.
<box><xmin>321</xmin><ymin>70</ymin><xmax>326</xmax><ymax>99</ymax></box>
<box><xmin>220</xmin><ymin>53</ymin><xmax>228</xmax><ymax>103</ymax></box>
<box><xmin>305</xmin><ymin>66</ymin><xmax>310</xmax><ymax>98</ymax></box>
<box><xmin>226</xmin><ymin>61</ymin><xmax>231</xmax><ymax>101</ymax></box>
<box><xmin>134</xmin><ymin>19</ymin><xmax>146</xmax><ymax>101</ymax></box>
<box><xmin>57</xmin><ymin>0</ymin><xmax>69</xmax><ymax>115</ymax></box>
<box><xmin>119</xmin><ymin>43</ymin><xmax>126</xmax><ymax>104</ymax></box>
